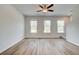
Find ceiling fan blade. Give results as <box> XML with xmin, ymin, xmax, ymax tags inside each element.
<box><xmin>47</xmin><ymin>4</ymin><xmax>54</xmax><ymax>9</ymax></box>
<box><xmin>39</xmin><ymin>5</ymin><xmax>43</xmax><ymax>8</ymax></box>
<box><xmin>48</xmin><ymin>10</ymin><xmax>54</xmax><ymax>12</ymax></box>
<box><xmin>37</xmin><ymin>10</ymin><xmax>42</xmax><ymax>12</ymax></box>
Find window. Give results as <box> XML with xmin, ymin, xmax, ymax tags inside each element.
<box><xmin>30</xmin><ymin>20</ymin><xmax>37</xmax><ymax>33</ymax></box>
<box><xmin>57</xmin><ymin>20</ymin><xmax>64</xmax><ymax>33</ymax></box>
<box><xmin>44</xmin><ymin>20</ymin><xmax>51</xmax><ymax>33</ymax></box>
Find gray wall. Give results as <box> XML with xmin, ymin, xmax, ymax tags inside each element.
<box><xmin>25</xmin><ymin>16</ymin><xmax>69</xmax><ymax>38</ymax></box>
<box><xmin>0</xmin><ymin>5</ymin><xmax>24</xmax><ymax>53</ymax></box>
<box><xmin>66</xmin><ymin>5</ymin><xmax>79</xmax><ymax>46</ymax></box>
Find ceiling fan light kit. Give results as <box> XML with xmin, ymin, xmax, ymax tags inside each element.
<box><xmin>37</xmin><ymin>4</ymin><xmax>54</xmax><ymax>13</ymax></box>
<box><xmin>43</xmin><ymin>9</ymin><xmax>47</xmax><ymax>12</ymax></box>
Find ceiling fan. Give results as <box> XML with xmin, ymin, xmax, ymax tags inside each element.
<box><xmin>37</xmin><ymin>4</ymin><xmax>54</xmax><ymax>13</ymax></box>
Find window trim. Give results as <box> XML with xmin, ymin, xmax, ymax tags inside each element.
<box><xmin>57</xmin><ymin>20</ymin><xmax>64</xmax><ymax>33</ymax></box>
<box><xmin>30</xmin><ymin>20</ymin><xmax>37</xmax><ymax>33</ymax></box>
<box><xmin>44</xmin><ymin>20</ymin><xmax>51</xmax><ymax>33</ymax></box>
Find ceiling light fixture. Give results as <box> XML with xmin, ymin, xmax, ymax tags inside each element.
<box><xmin>37</xmin><ymin>4</ymin><xmax>54</xmax><ymax>13</ymax></box>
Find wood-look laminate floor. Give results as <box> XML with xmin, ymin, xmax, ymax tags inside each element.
<box><xmin>1</xmin><ymin>39</ymin><xmax>79</xmax><ymax>55</ymax></box>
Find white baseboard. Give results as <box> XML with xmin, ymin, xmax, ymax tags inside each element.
<box><xmin>24</xmin><ymin>36</ymin><xmax>65</xmax><ymax>39</ymax></box>
<box><xmin>66</xmin><ymin>39</ymin><xmax>79</xmax><ymax>47</ymax></box>
<box><xmin>0</xmin><ymin>36</ymin><xmax>24</xmax><ymax>53</ymax></box>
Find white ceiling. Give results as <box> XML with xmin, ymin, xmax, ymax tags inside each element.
<box><xmin>12</xmin><ymin>4</ymin><xmax>76</xmax><ymax>16</ymax></box>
